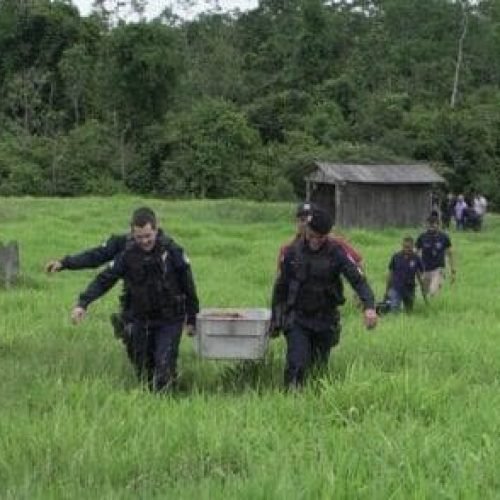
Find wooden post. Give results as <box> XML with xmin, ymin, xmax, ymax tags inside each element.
<box><xmin>0</xmin><ymin>241</ymin><xmax>20</xmax><ymax>287</ymax></box>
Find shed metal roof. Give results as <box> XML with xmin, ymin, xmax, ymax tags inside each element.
<box><xmin>306</xmin><ymin>162</ymin><xmax>445</xmax><ymax>185</ymax></box>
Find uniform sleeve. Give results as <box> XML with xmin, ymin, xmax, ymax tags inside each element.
<box><xmin>77</xmin><ymin>253</ymin><xmax>125</xmax><ymax>309</ymax></box>
<box><xmin>415</xmin><ymin>234</ymin><xmax>423</xmax><ymax>250</ymax></box>
<box><xmin>333</xmin><ymin>237</ymin><xmax>363</xmax><ymax>264</ymax></box>
<box><xmin>272</xmin><ymin>250</ymin><xmax>291</xmax><ymax>305</ymax></box>
<box><xmin>170</xmin><ymin>247</ymin><xmax>200</xmax><ymax>326</ymax></box>
<box><xmin>270</xmin><ymin>249</ymin><xmax>292</xmax><ymax>328</ymax></box>
<box><xmin>388</xmin><ymin>254</ymin><xmax>396</xmax><ymax>271</ymax></box>
<box><xmin>61</xmin><ymin>234</ymin><xmax>128</xmax><ymax>270</ymax></box>
<box><xmin>335</xmin><ymin>246</ymin><xmax>375</xmax><ymax>310</ymax></box>
<box><xmin>276</xmin><ymin>244</ymin><xmax>288</xmax><ymax>271</ymax></box>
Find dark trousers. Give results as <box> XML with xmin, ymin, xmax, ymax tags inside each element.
<box><xmin>129</xmin><ymin>321</ymin><xmax>183</xmax><ymax>392</ymax></box>
<box><xmin>284</xmin><ymin>322</ymin><xmax>340</xmax><ymax>388</ymax></box>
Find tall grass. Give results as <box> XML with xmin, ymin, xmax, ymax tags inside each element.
<box><xmin>1</xmin><ymin>197</ymin><xmax>499</xmax><ymax>499</ymax></box>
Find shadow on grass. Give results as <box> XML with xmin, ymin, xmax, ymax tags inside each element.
<box><xmin>174</xmin><ymin>350</ymin><xmax>284</xmax><ymax>397</ymax></box>
<box><xmin>107</xmin><ymin>347</ymin><xmax>373</xmax><ymax>398</ymax></box>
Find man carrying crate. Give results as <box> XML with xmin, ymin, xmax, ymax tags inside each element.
<box><xmin>44</xmin><ymin>209</ymin><xmax>182</xmax><ymax>350</ymax></box>
<box><xmin>70</xmin><ymin>207</ymin><xmax>199</xmax><ymax>393</ymax></box>
<box><xmin>269</xmin><ymin>207</ymin><xmax>377</xmax><ymax>389</ymax></box>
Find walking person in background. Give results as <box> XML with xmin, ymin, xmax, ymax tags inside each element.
<box><xmin>416</xmin><ymin>214</ymin><xmax>456</xmax><ymax>297</ymax></box>
<box><xmin>385</xmin><ymin>236</ymin><xmax>426</xmax><ymax>313</ymax></box>
<box><xmin>431</xmin><ymin>192</ymin><xmax>440</xmax><ymax>218</ymax></box>
<box><xmin>440</xmin><ymin>193</ymin><xmax>456</xmax><ymax>230</ymax></box>
<box><xmin>473</xmin><ymin>193</ymin><xmax>488</xmax><ymax>230</ymax></box>
<box><xmin>454</xmin><ymin>195</ymin><xmax>467</xmax><ymax>231</ymax></box>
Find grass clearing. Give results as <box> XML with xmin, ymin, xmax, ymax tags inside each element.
<box><xmin>1</xmin><ymin>196</ymin><xmax>499</xmax><ymax>498</ymax></box>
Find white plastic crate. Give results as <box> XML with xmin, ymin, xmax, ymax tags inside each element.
<box><xmin>193</xmin><ymin>308</ymin><xmax>271</xmax><ymax>360</ymax></box>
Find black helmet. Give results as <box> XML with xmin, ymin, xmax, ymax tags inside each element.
<box><xmin>307</xmin><ymin>208</ymin><xmax>333</xmax><ymax>235</ymax></box>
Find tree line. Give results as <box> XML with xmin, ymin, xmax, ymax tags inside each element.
<box><xmin>1</xmin><ymin>0</ymin><xmax>499</xmax><ymax>205</ymax></box>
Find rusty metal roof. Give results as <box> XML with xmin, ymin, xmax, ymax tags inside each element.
<box><xmin>306</xmin><ymin>162</ymin><xmax>445</xmax><ymax>184</ymax></box>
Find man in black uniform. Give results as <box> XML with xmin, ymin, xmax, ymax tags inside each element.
<box><xmin>269</xmin><ymin>207</ymin><xmax>377</xmax><ymax>389</ymax></box>
<box><xmin>71</xmin><ymin>207</ymin><xmax>199</xmax><ymax>393</ymax></box>
<box><xmin>45</xmin><ymin>210</ymin><xmax>177</xmax><ymax>341</ymax></box>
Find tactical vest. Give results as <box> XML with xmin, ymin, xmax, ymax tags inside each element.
<box><xmin>123</xmin><ymin>241</ymin><xmax>185</xmax><ymax>320</ymax></box>
<box><xmin>288</xmin><ymin>240</ymin><xmax>345</xmax><ymax>316</ymax></box>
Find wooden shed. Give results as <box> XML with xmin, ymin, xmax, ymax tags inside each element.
<box><xmin>305</xmin><ymin>162</ymin><xmax>445</xmax><ymax>228</ymax></box>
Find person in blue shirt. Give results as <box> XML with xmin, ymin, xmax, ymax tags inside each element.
<box><xmin>385</xmin><ymin>236</ymin><xmax>425</xmax><ymax>313</ymax></box>
<box><xmin>415</xmin><ymin>214</ymin><xmax>456</xmax><ymax>296</ymax></box>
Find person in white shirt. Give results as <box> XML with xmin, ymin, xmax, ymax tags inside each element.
<box><xmin>473</xmin><ymin>193</ymin><xmax>487</xmax><ymax>230</ymax></box>
<box><xmin>454</xmin><ymin>195</ymin><xmax>467</xmax><ymax>230</ymax></box>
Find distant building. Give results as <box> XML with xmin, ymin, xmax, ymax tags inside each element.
<box><xmin>305</xmin><ymin>162</ymin><xmax>445</xmax><ymax>228</ymax></box>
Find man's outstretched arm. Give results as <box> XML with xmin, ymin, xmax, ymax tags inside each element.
<box><xmin>46</xmin><ymin>234</ymin><xmax>128</xmax><ymax>272</ymax></box>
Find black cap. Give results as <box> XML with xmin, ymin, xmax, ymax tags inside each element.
<box><xmin>308</xmin><ymin>208</ymin><xmax>332</xmax><ymax>235</ymax></box>
<box><xmin>296</xmin><ymin>202</ymin><xmax>314</xmax><ymax>217</ymax></box>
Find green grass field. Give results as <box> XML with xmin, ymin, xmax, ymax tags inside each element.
<box><xmin>1</xmin><ymin>197</ymin><xmax>499</xmax><ymax>499</ymax></box>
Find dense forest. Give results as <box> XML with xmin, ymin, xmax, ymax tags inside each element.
<box><xmin>0</xmin><ymin>0</ymin><xmax>499</xmax><ymax>204</ymax></box>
